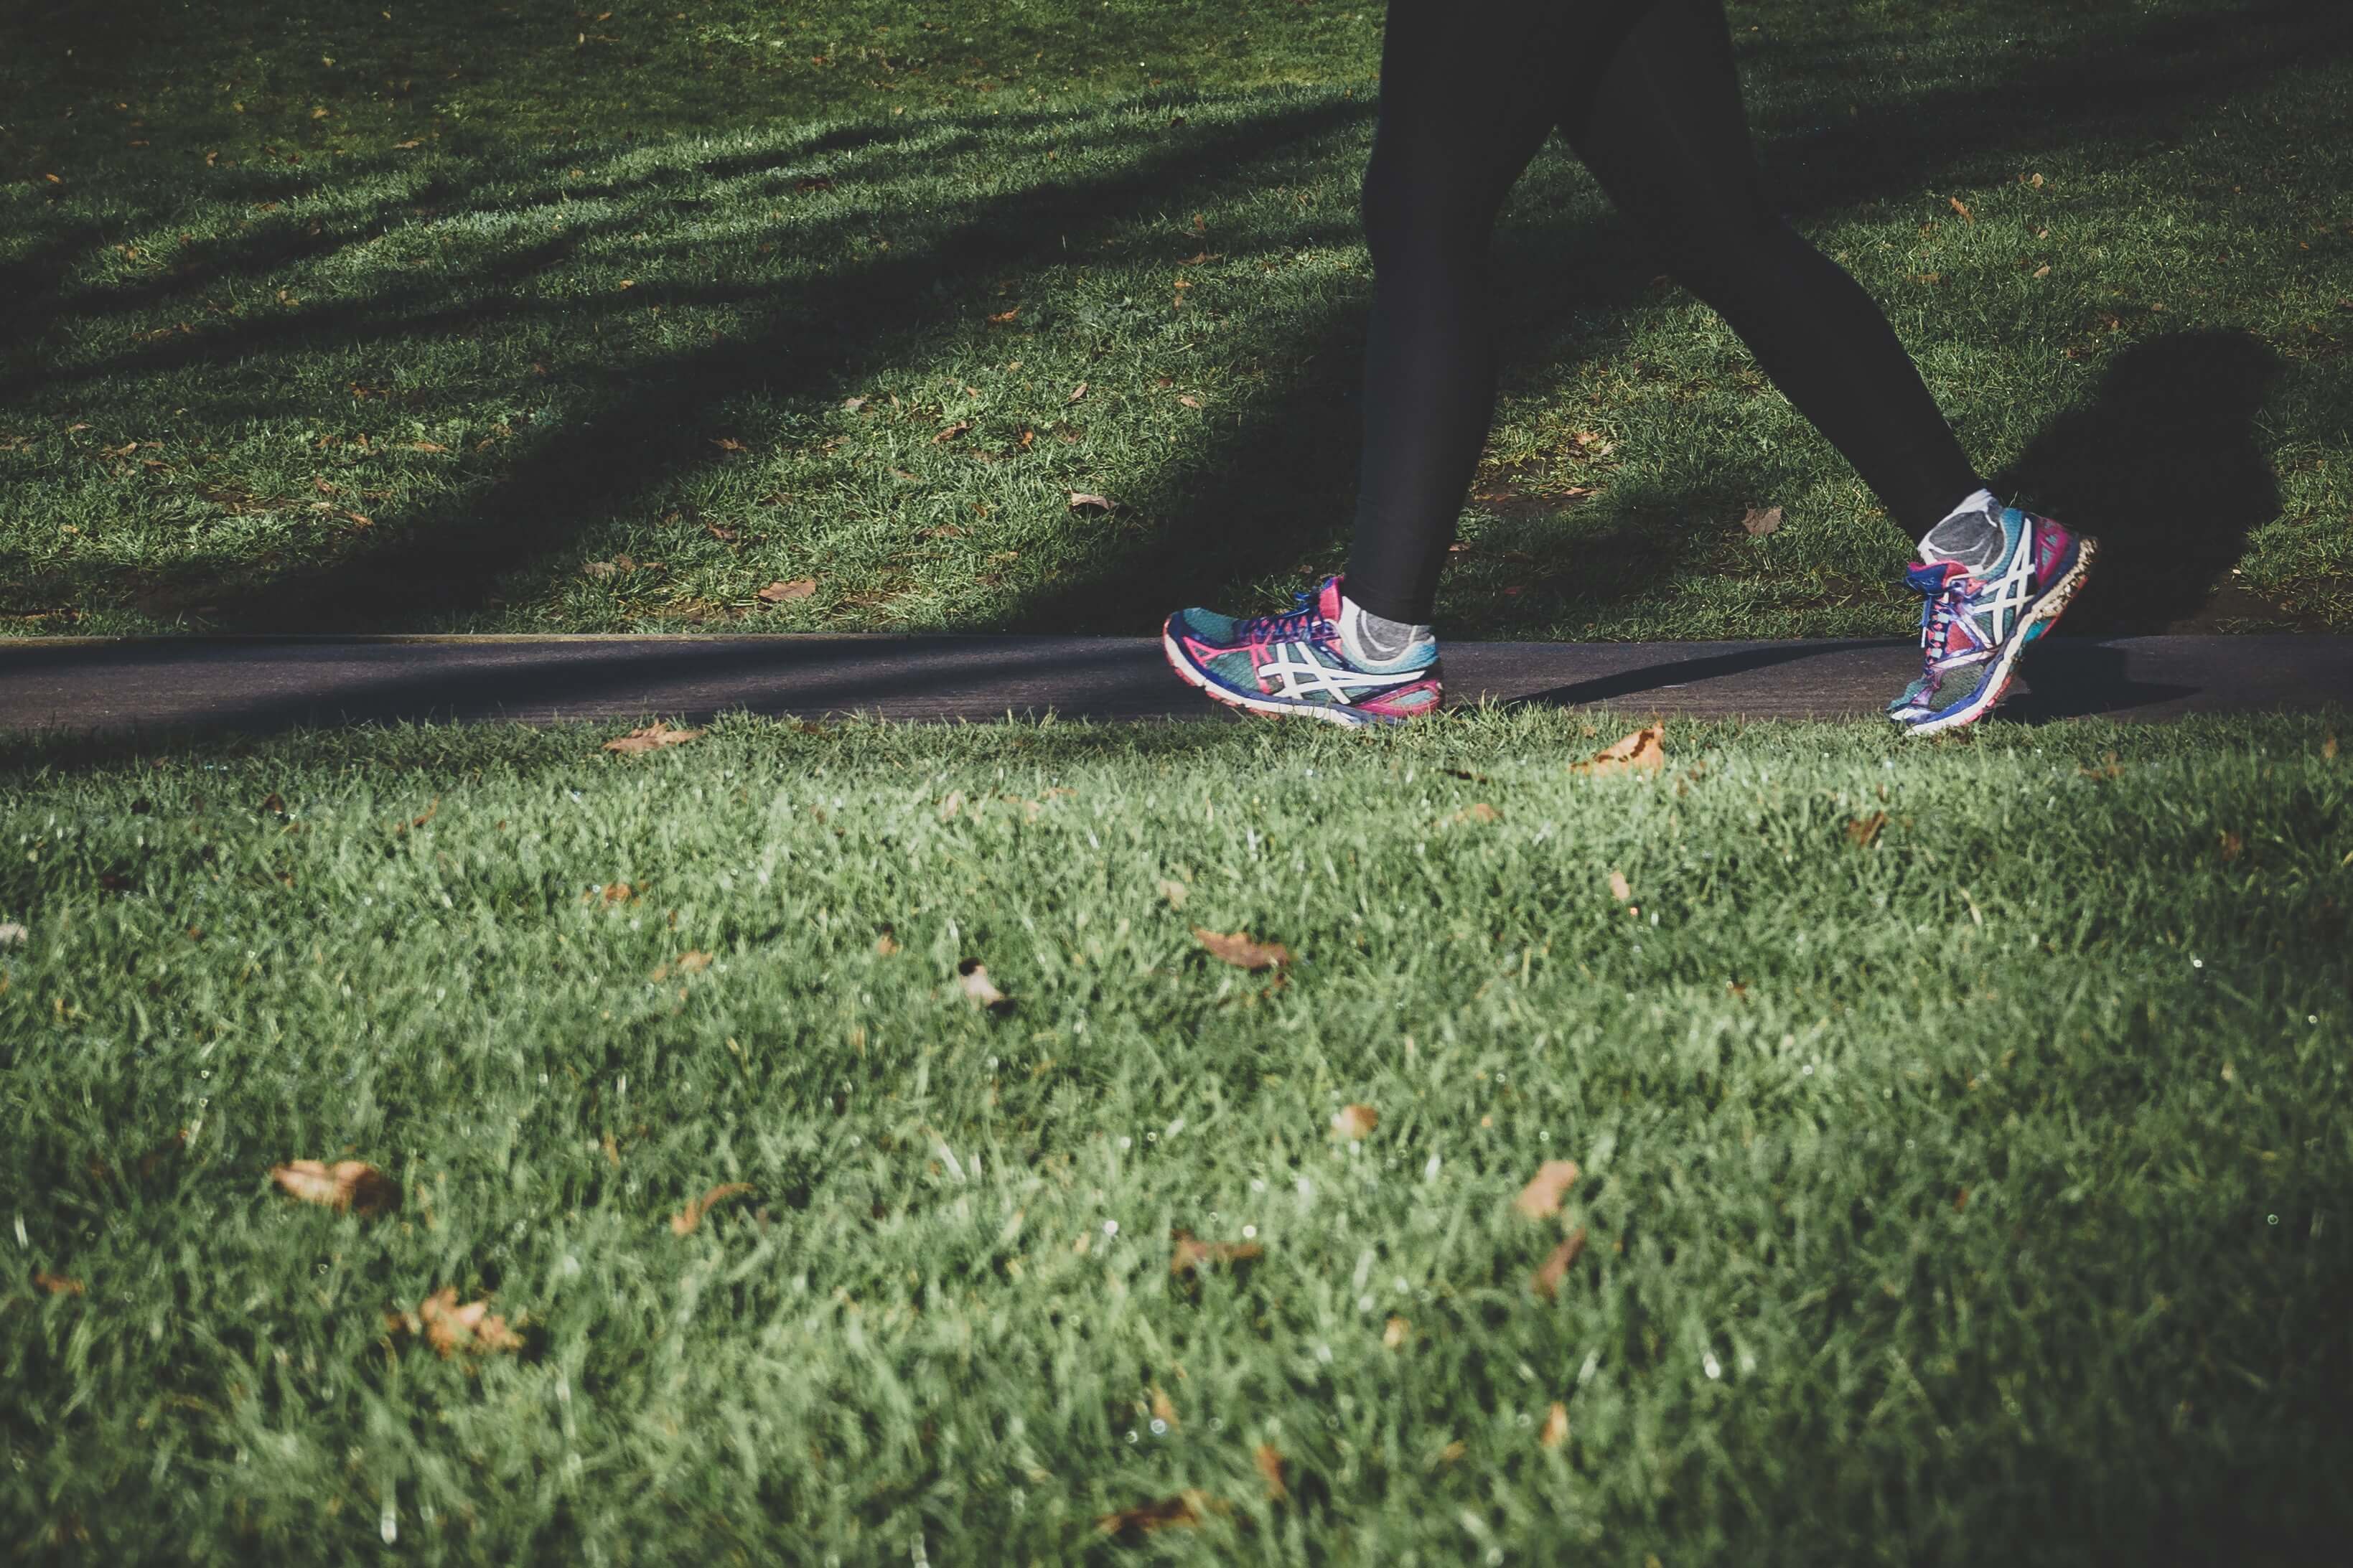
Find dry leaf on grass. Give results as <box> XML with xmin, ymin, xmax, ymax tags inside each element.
<box><xmin>1193</xmin><ymin>929</ymin><xmax>1291</xmax><ymax>971</ymax></box>
<box><xmin>2219</xmin><ymin>830</ymin><xmax>2245</xmax><ymax>862</ymax></box>
<box><xmin>2324</xmin><ymin>733</ymin><xmax>2339</xmax><ymax>761</ymax></box>
<box><xmin>1514</xmin><ymin>1159</ymin><xmax>1581</xmax><ymax>1221</ymax></box>
<box><xmin>1066</xmin><ymin>491</ymin><xmax>1115</xmax><ymax>513</ymax></box>
<box><xmin>757</xmin><ymin>578</ymin><xmax>818</xmax><ymax>604</ymax></box>
<box><xmin>1572</xmin><ymin>726</ymin><xmax>1665</xmax><ymax>777</ymax></box>
<box><xmin>1096</xmin><ymin>1491</ymin><xmax>1218</xmax><ymax>1539</ymax></box>
<box><xmin>1065</xmin><ymin>381</ymin><xmax>1088</xmax><ymax>405</ymax></box>
<box><xmin>1255</xmin><ymin>1443</ymin><xmax>1288</xmax><ymax>1501</ymax></box>
<box><xmin>0</xmin><ymin>921</ymin><xmax>26</xmax><ymax>947</ymax></box>
<box><xmin>1151</xmin><ymin>1385</ymin><xmax>1180</xmax><ymax>1429</ymax></box>
<box><xmin>1169</xmin><ymin>1229</ymin><xmax>1264</xmax><ymax>1277</ymax></box>
<box><xmin>958</xmin><ymin>959</ymin><xmax>1014</xmax><ymax>1013</ymax></box>
<box><xmin>1156</xmin><ymin>878</ymin><xmax>1189</xmax><ymax>910</ymax></box>
<box><xmin>33</xmin><ymin>1269</ymin><xmax>84</xmax><ymax>1296</ymax></box>
<box><xmin>1846</xmin><ymin>811</ymin><xmax>1888</xmax><ymax>848</ymax></box>
<box><xmin>271</xmin><ymin>1159</ymin><xmax>401</xmax><ymax>1217</ymax></box>
<box><xmin>932</xmin><ymin>421</ymin><xmax>971</xmax><ymax>444</ymax></box>
<box><xmin>1607</xmin><ymin>869</ymin><xmax>1632</xmax><ymax>903</ymax></box>
<box><xmin>1740</xmin><ymin>505</ymin><xmax>1783</xmax><ymax>537</ymax></box>
<box><xmin>1329</xmin><ymin>1104</ymin><xmax>1379</xmax><ymax>1141</ymax></box>
<box><xmin>603</xmin><ymin>722</ymin><xmax>703</xmax><ymax>756</ymax></box>
<box><xmin>1950</xmin><ymin>194</ymin><xmax>1975</xmax><ymax>222</ymax></box>
<box><xmin>1383</xmin><ymin>1315</ymin><xmax>1411</xmax><ymax>1349</ymax></box>
<box><xmin>396</xmin><ymin>1287</ymin><xmax>524</xmax><ymax>1357</ymax></box>
<box><xmin>1530</xmin><ymin>1226</ymin><xmax>1589</xmax><ymax>1300</ymax></box>
<box><xmin>1455</xmin><ymin>802</ymin><xmax>1500</xmax><ymax>825</ymax></box>
<box><xmin>671</xmin><ymin>1181</ymin><xmax>754</xmax><ymax>1235</ymax></box>
<box><xmin>1539</xmin><ymin>1401</ymin><xmax>1569</xmax><ymax>1448</ymax></box>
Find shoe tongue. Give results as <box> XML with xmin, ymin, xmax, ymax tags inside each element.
<box><xmin>1904</xmin><ymin>560</ymin><xmax>1968</xmax><ymax>594</ymax></box>
<box><xmin>1315</xmin><ymin>575</ymin><xmax>1347</xmax><ymax>621</ymax></box>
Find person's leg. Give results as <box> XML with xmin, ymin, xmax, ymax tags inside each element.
<box><xmin>1341</xmin><ymin>0</ymin><xmax>1656</xmax><ymax>632</ymax></box>
<box><xmin>1561</xmin><ymin>0</ymin><xmax>1988</xmax><ymax>544</ymax></box>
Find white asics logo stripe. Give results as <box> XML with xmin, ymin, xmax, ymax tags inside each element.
<box><xmin>1259</xmin><ymin>643</ymin><xmax>1423</xmax><ymax>703</ymax></box>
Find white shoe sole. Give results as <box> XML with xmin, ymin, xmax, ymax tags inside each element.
<box><xmin>1903</xmin><ymin>536</ymin><xmax>2099</xmax><ymax>738</ymax></box>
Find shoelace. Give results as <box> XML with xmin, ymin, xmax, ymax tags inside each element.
<box><xmin>1918</xmin><ymin>573</ymin><xmax>1977</xmax><ymax>669</ymax></box>
<box><xmin>1238</xmin><ymin>589</ymin><xmax>1327</xmax><ymax>647</ymax></box>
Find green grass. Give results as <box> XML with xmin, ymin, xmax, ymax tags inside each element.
<box><xmin>4</xmin><ymin>0</ymin><xmax>2351</xmax><ymax>638</ymax></box>
<box><xmin>3</xmin><ymin>710</ymin><xmax>2349</xmax><ymax>1561</ymax></box>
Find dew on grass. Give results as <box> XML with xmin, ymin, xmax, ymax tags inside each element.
<box><xmin>1242</xmin><ymin>1224</ymin><xmax>1257</xmax><ymax>1239</ymax></box>
<box><xmin>380</xmin><ymin>1506</ymin><xmax>397</xmax><ymax>1545</ymax></box>
<box><xmin>1149</xmin><ymin>1418</ymin><xmax>1168</xmax><ymax>1436</ymax></box>
<box><xmin>2268</xmin><ymin>1213</ymin><xmax>2279</xmax><ymax>1225</ymax></box>
<box><xmin>1124</xmin><ymin>1429</ymin><xmax>1137</xmax><ymax>1444</ymax></box>
<box><xmin>1117</xmin><ymin>1135</ymin><xmax>1131</xmax><ymax>1150</ymax></box>
<box><xmin>1703</xmin><ymin>1352</ymin><xmax>1722</xmax><ymax>1380</ymax></box>
<box><xmin>1101</xmin><ymin>1220</ymin><xmax>1118</xmax><ymax>1236</ymax></box>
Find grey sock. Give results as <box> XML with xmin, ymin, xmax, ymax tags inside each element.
<box><xmin>1919</xmin><ymin>489</ymin><xmax>2006</xmax><ymax>572</ymax></box>
<box><xmin>1350</xmin><ymin>606</ymin><xmax>1421</xmax><ymax>662</ymax></box>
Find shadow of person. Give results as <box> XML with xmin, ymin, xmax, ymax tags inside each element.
<box><xmin>1996</xmin><ymin>329</ymin><xmax>2283</xmax><ymax>637</ymax></box>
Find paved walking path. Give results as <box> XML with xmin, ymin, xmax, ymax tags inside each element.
<box><xmin>1</xmin><ymin>634</ymin><xmax>2346</xmax><ymax>734</ymax></box>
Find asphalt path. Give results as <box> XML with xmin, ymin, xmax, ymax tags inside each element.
<box><xmin>1</xmin><ymin>634</ymin><xmax>2347</xmax><ymax>736</ymax></box>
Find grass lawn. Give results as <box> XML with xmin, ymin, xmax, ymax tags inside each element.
<box><xmin>4</xmin><ymin>0</ymin><xmax>2352</xmax><ymax>639</ymax></box>
<box><xmin>2</xmin><ymin>711</ymin><xmax>2349</xmax><ymax>1560</ymax></box>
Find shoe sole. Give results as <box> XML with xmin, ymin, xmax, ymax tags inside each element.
<box><xmin>1160</xmin><ymin>626</ymin><xmax>1423</xmax><ymax>728</ymax></box>
<box><xmin>1902</xmin><ymin>536</ymin><xmax>2099</xmax><ymax>738</ymax></box>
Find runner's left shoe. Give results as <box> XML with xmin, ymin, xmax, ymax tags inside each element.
<box><xmin>1889</xmin><ymin>506</ymin><xmax>2097</xmax><ymax>736</ymax></box>
<box><xmin>1163</xmin><ymin>576</ymin><xmax>1443</xmax><ymax>727</ymax></box>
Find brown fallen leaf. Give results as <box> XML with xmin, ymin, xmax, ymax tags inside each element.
<box><xmin>938</xmin><ymin>789</ymin><xmax>965</xmax><ymax>820</ymax></box>
<box><xmin>1572</xmin><ymin>725</ymin><xmax>1666</xmax><ymax>777</ymax></box>
<box><xmin>33</xmin><ymin>1269</ymin><xmax>84</xmax><ymax>1297</ymax></box>
<box><xmin>1330</xmin><ymin>1103</ymin><xmax>1378</xmax><ymax>1141</ymax></box>
<box><xmin>2219</xmin><ymin>830</ymin><xmax>2244</xmax><ymax>862</ymax></box>
<box><xmin>1255</xmin><ymin>1442</ymin><xmax>1288</xmax><ymax>1501</ymax></box>
<box><xmin>1151</xmin><ymin>1385</ymin><xmax>1180</xmax><ymax>1429</ymax></box>
<box><xmin>1456</xmin><ymin>802</ymin><xmax>1500</xmax><ymax>825</ymax></box>
<box><xmin>1538</xmin><ymin>1401</ymin><xmax>1569</xmax><ymax>1448</ymax></box>
<box><xmin>1169</xmin><ymin>1229</ymin><xmax>1263</xmax><ymax>1277</ymax></box>
<box><xmin>1383</xmin><ymin>1315</ymin><xmax>1411</xmax><ymax>1349</ymax></box>
<box><xmin>603</xmin><ymin>722</ymin><xmax>703</xmax><ymax>755</ymax></box>
<box><xmin>271</xmin><ymin>1159</ymin><xmax>401</xmax><ymax>1218</ymax></box>
<box><xmin>711</xmin><ymin>436</ymin><xmax>747</xmax><ymax>453</ymax></box>
<box><xmin>988</xmin><ymin>306</ymin><xmax>1020</xmax><ymax>324</ymax></box>
<box><xmin>392</xmin><ymin>139</ymin><xmax>424</xmax><ymax>150</ymax></box>
<box><xmin>1193</xmin><ymin>929</ymin><xmax>1290</xmax><ymax>971</ymax></box>
<box><xmin>1740</xmin><ymin>504</ymin><xmax>1783</xmax><ymax>537</ymax></box>
<box><xmin>406</xmin><ymin>439</ymin><xmax>447</xmax><ymax>452</ymax></box>
<box><xmin>1607</xmin><ymin>869</ymin><xmax>1632</xmax><ymax>904</ymax></box>
<box><xmin>842</xmin><ymin>395</ymin><xmax>868</xmax><ymax>412</ymax></box>
<box><xmin>2033</xmin><ymin>263</ymin><xmax>2052</xmax><ymax>278</ymax></box>
<box><xmin>1065</xmin><ymin>381</ymin><xmax>1088</xmax><ymax>405</ymax></box>
<box><xmin>1950</xmin><ymin>194</ymin><xmax>1975</xmax><ymax>222</ymax></box>
<box><xmin>582</xmin><ymin>560</ymin><xmax>619</xmax><ymax>580</ymax></box>
<box><xmin>2321</xmin><ymin>733</ymin><xmax>2337</xmax><ymax>761</ymax></box>
<box><xmin>1156</xmin><ymin>878</ymin><xmax>1190</xmax><ymax>910</ymax></box>
<box><xmin>875</xmin><ymin>931</ymin><xmax>901</xmax><ymax>956</ymax></box>
<box><xmin>1067</xmin><ymin>491</ymin><xmax>1115</xmax><ymax>513</ymax></box>
<box><xmin>958</xmin><ymin>958</ymin><xmax>1013</xmax><ymax>1012</ymax></box>
<box><xmin>2079</xmin><ymin>752</ymin><xmax>2124</xmax><ymax>781</ymax></box>
<box><xmin>595</xmin><ymin>881</ymin><xmax>634</xmax><ymax>906</ymax></box>
<box><xmin>1846</xmin><ymin>811</ymin><xmax>1889</xmax><ymax>848</ymax></box>
<box><xmin>1530</xmin><ymin>1226</ymin><xmax>1589</xmax><ymax>1300</ymax></box>
<box><xmin>671</xmin><ymin>1180</ymin><xmax>754</xmax><ymax>1235</ymax></box>
<box><xmin>406</xmin><ymin>1287</ymin><xmax>524</xmax><ymax>1357</ymax></box>
<box><xmin>1514</xmin><ymin>1159</ymin><xmax>1581</xmax><ymax>1221</ymax></box>
<box><xmin>758</xmin><ymin>578</ymin><xmax>818</xmax><ymax>604</ymax></box>
<box><xmin>932</xmin><ymin>421</ymin><xmax>971</xmax><ymax>444</ymax></box>
<box><xmin>1178</xmin><ymin>394</ymin><xmax>1202</xmax><ymax>408</ymax></box>
<box><xmin>1097</xmin><ymin>1492</ymin><xmax>1217</xmax><ymax>1539</ymax></box>
<box><xmin>675</xmin><ymin>949</ymin><xmax>714</xmax><ymax>973</ymax></box>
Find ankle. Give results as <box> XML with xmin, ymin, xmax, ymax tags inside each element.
<box><xmin>1337</xmin><ymin>592</ymin><xmax>1436</xmax><ymax>669</ymax></box>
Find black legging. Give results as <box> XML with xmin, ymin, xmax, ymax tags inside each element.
<box><xmin>1344</xmin><ymin>0</ymin><xmax>1985</xmax><ymax>624</ymax></box>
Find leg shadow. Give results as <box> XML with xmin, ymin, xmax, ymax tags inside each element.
<box><xmin>1996</xmin><ymin>329</ymin><xmax>2284</xmax><ymax>636</ymax></box>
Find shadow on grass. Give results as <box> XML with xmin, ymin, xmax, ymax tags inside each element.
<box><xmin>2</xmin><ymin>1</ymin><xmax>2347</xmax><ymax>637</ymax></box>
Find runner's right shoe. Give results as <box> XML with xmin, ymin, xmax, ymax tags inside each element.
<box><xmin>1888</xmin><ymin>504</ymin><xmax>2096</xmax><ymax>736</ymax></box>
<box><xmin>1163</xmin><ymin>576</ymin><xmax>1443</xmax><ymax>727</ymax></box>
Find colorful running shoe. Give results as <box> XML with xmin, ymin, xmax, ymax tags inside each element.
<box><xmin>1163</xmin><ymin>576</ymin><xmax>1443</xmax><ymax>726</ymax></box>
<box><xmin>1888</xmin><ymin>503</ymin><xmax>2097</xmax><ymax>736</ymax></box>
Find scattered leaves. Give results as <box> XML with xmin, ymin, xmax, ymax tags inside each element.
<box><xmin>1193</xmin><ymin>928</ymin><xmax>1291</xmax><ymax>971</ymax></box>
<box><xmin>1538</xmin><ymin>1402</ymin><xmax>1569</xmax><ymax>1448</ymax></box>
<box><xmin>842</xmin><ymin>395</ymin><xmax>868</xmax><ymax>412</ymax></box>
<box><xmin>0</xmin><ymin>921</ymin><xmax>26</xmax><ymax>947</ymax></box>
<box><xmin>1151</xmin><ymin>1385</ymin><xmax>1180</xmax><ymax>1429</ymax></box>
<box><xmin>1330</xmin><ymin>1103</ymin><xmax>1379</xmax><ymax>1141</ymax></box>
<box><xmin>1572</xmin><ymin>725</ymin><xmax>1666</xmax><ymax>777</ymax></box>
<box><xmin>1949</xmin><ymin>195</ymin><xmax>1975</xmax><ymax>222</ymax></box>
<box><xmin>1255</xmin><ymin>1443</ymin><xmax>1288</xmax><ymax>1502</ymax></box>
<box><xmin>1740</xmin><ymin>504</ymin><xmax>1783</xmax><ymax>537</ymax></box>
<box><xmin>604</xmin><ymin>722</ymin><xmax>703</xmax><ymax>755</ymax></box>
<box><xmin>2219</xmin><ymin>830</ymin><xmax>2244</xmax><ymax>862</ymax></box>
<box><xmin>1514</xmin><ymin>1159</ymin><xmax>1581</xmax><ymax>1221</ymax></box>
<box><xmin>958</xmin><ymin>959</ymin><xmax>1013</xmax><ymax>1013</ymax></box>
<box><xmin>1065</xmin><ymin>381</ymin><xmax>1088</xmax><ymax>405</ymax></box>
<box><xmin>2078</xmin><ymin>752</ymin><xmax>2124</xmax><ymax>781</ymax></box>
<box><xmin>1096</xmin><ymin>1492</ymin><xmax>1216</xmax><ymax>1539</ymax></box>
<box><xmin>932</xmin><ymin>421</ymin><xmax>971</xmax><ymax>444</ymax></box>
<box><xmin>1607</xmin><ymin>869</ymin><xmax>1632</xmax><ymax>904</ymax></box>
<box><xmin>937</xmin><ymin>789</ymin><xmax>965</xmax><ymax>821</ymax></box>
<box><xmin>394</xmin><ymin>1287</ymin><xmax>524</xmax><ymax>1357</ymax></box>
<box><xmin>33</xmin><ymin>1269</ymin><xmax>84</xmax><ymax>1297</ymax></box>
<box><xmin>875</xmin><ymin>931</ymin><xmax>901</xmax><ymax>956</ymax></box>
<box><xmin>987</xmin><ymin>306</ymin><xmax>1020</xmax><ymax>324</ymax></box>
<box><xmin>1846</xmin><ymin>811</ymin><xmax>1888</xmax><ymax>848</ymax></box>
<box><xmin>1383</xmin><ymin>1315</ymin><xmax>1411</xmax><ymax>1350</ymax></box>
<box><xmin>711</xmin><ymin>436</ymin><xmax>747</xmax><ymax>453</ymax></box>
<box><xmin>1455</xmin><ymin>802</ymin><xmax>1500</xmax><ymax>825</ymax></box>
<box><xmin>2322</xmin><ymin>734</ymin><xmax>2338</xmax><ymax>761</ymax></box>
<box><xmin>671</xmin><ymin>1181</ymin><xmax>754</xmax><ymax>1235</ymax></box>
<box><xmin>758</xmin><ymin>578</ymin><xmax>818</xmax><ymax>604</ymax></box>
<box><xmin>1531</xmin><ymin>1227</ymin><xmax>1589</xmax><ymax>1300</ymax></box>
<box><xmin>271</xmin><ymin>1159</ymin><xmax>401</xmax><ymax>1217</ymax></box>
<box><xmin>1067</xmin><ymin>491</ymin><xmax>1115</xmax><ymax>514</ymax></box>
<box><xmin>1169</xmin><ymin>1229</ymin><xmax>1263</xmax><ymax>1277</ymax></box>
